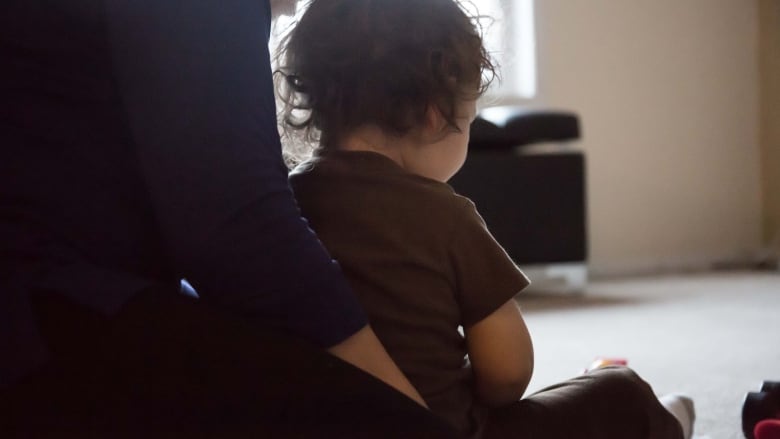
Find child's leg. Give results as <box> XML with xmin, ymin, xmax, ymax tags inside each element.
<box><xmin>483</xmin><ymin>366</ymin><xmax>684</xmax><ymax>439</ymax></box>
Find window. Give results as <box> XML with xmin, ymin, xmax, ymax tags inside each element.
<box><xmin>270</xmin><ymin>0</ymin><xmax>537</xmax><ymax>99</ymax></box>
<box><xmin>466</xmin><ymin>0</ymin><xmax>537</xmax><ymax>100</ymax></box>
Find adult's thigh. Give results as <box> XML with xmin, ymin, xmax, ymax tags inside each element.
<box><xmin>3</xmin><ymin>288</ymin><xmax>456</xmax><ymax>438</ymax></box>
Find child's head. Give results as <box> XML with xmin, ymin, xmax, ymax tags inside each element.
<box><xmin>276</xmin><ymin>0</ymin><xmax>496</xmax><ymax>171</ymax></box>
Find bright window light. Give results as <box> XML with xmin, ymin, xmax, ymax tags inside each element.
<box><xmin>466</xmin><ymin>0</ymin><xmax>537</xmax><ymax>99</ymax></box>
<box><xmin>511</xmin><ymin>0</ymin><xmax>537</xmax><ymax>99</ymax></box>
<box><xmin>270</xmin><ymin>0</ymin><xmax>537</xmax><ymax>99</ymax></box>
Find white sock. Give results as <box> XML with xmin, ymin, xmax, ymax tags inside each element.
<box><xmin>659</xmin><ymin>393</ymin><xmax>696</xmax><ymax>439</ymax></box>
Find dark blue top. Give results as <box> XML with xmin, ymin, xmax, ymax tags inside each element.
<box><xmin>0</xmin><ymin>0</ymin><xmax>367</xmax><ymax>388</ymax></box>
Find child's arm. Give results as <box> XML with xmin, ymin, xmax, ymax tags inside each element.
<box><xmin>464</xmin><ymin>299</ymin><xmax>533</xmax><ymax>407</ymax></box>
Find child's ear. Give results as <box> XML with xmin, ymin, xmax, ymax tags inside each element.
<box><xmin>422</xmin><ymin>105</ymin><xmax>448</xmax><ymax>137</ymax></box>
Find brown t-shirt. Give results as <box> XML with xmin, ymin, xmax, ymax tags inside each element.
<box><xmin>289</xmin><ymin>150</ymin><xmax>530</xmax><ymax>436</ymax></box>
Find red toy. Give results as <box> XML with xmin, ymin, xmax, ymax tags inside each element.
<box><xmin>755</xmin><ymin>419</ymin><xmax>780</xmax><ymax>439</ymax></box>
<box><xmin>743</xmin><ymin>381</ymin><xmax>780</xmax><ymax>439</ymax></box>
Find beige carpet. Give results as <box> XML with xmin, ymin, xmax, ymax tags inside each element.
<box><xmin>516</xmin><ymin>270</ymin><xmax>780</xmax><ymax>439</ymax></box>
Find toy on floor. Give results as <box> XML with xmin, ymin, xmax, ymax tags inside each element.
<box><xmin>754</xmin><ymin>419</ymin><xmax>780</xmax><ymax>439</ymax></box>
<box><xmin>742</xmin><ymin>381</ymin><xmax>780</xmax><ymax>439</ymax></box>
<box><xmin>583</xmin><ymin>357</ymin><xmax>628</xmax><ymax>374</ymax></box>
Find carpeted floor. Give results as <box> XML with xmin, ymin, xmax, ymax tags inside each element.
<box><xmin>516</xmin><ymin>270</ymin><xmax>780</xmax><ymax>439</ymax></box>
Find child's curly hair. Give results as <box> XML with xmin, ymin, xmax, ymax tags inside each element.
<box><xmin>275</xmin><ymin>0</ymin><xmax>497</xmax><ymax>166</ymax></box>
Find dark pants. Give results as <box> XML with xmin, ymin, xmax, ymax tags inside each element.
<box><xmin>483</xmin><ymin>367</ymin><xmax>684</xmax><ymax>439</ymax></box>
<box><xmin>1</xmin><ymin>287</ymin><xmax>457</xmax><ymax>438</ymax></box>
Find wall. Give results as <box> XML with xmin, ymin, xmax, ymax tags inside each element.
<box><xmin>507</xmin><ymin>0</ymin><xmax>763</xmax><ymax>276</ymax></box>
<box><xmin>759</xmin><ymin>0</ymin><xmax>780</xmax><ymax>254</ymax></box>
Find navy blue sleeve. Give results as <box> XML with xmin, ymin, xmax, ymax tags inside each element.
<box><xmin>105</xmin><ymin>0</ymin><xmax>367</xmax><ymax>346</ymax></box>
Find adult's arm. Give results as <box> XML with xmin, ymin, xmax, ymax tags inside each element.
<box><xmin>105</xmin><ymin>0</ymin><xmax>425</xmax><ymax>406</ymax></box>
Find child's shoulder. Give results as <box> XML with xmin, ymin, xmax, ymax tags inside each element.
<box><xmin>290</xmin><ymin>149</ymin><xmax>474</xmax><ymax>212</ymax></box>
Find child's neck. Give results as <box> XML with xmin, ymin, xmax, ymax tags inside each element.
<box><xmin>339</xmin><ymin>125</ymin><xmax>416</xmax><ymax>171</ymax></box>
<box><xmin>337</xmin><ymin>122</ymin><xmax>458</xmax><ymax>183</ymax></box>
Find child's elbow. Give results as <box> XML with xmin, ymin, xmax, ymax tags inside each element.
<box><xmin>475</xmin><ymin>379</ymin><xmax>527</xmax><ymax>407</ymax></box>
<box><xmin>474</xmin><ymin>362</ymin><xmax>533</xmax><ymax>407</ymax></box>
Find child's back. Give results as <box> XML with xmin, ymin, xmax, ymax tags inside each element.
<box><xmin>279</xmin><ymin>1</ymin><xmax>692</xmax><ymax>438</ymax></box>
<box><xmin>289</xmin><ymin>150</ymin><xmax>528</xmax><ymax>435</ymax></box>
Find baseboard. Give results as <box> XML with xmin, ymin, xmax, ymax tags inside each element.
<box><xmin>515</xmin><ymin>248</ymin><xmax>779</xmax><ymax>292</ymax></box>
<box><xmin>519</xmin><ymin>263</ymin><xmax>588</xmax><ymax>294</ymax></box>
<box><xmin>587</xmin><ymin>249</ymin><xmax>776</xmax><ymax>280</ymax></box>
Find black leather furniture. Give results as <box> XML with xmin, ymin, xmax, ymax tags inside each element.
<box><xmin>449</xmin><ymin>106</ymin><xmax>587</xmax><ymax>270</ymax></box>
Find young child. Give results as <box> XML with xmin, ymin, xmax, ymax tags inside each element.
<box><xmin>277</xmin><ymin>0</ymin><xmax>694</xmax><ymax>438</ymax></box>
